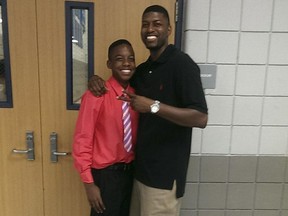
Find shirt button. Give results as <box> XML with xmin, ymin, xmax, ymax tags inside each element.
<box><xmin>149</xmin><ymin>70</ymin><xmax>152</xmax><ymax>74</ymax></box>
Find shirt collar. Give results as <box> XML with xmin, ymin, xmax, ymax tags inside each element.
<box><xmin>107</xmin><ymin>76</ymin><xmax>131</xmax><ymax>96</ymax></box>
<box><xmin>147</xmin><ymin>44</ymin><xmax>176</xmax><ymax>64</ymax></box>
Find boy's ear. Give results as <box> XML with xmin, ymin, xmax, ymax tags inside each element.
<box><xmin>107</xmin><ymin>60</ymin><xmax>112</xmax><ymax>69</ymax></box>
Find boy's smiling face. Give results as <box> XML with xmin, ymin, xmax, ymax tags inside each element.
<box><xmin>107</xmin><ymin>44</ymin><xmax>136</xmax><ymax>88</ymax></box>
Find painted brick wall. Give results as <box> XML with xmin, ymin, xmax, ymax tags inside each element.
<box><xmin>181</xmin><ymin>0</ymin><xmax>288</xmax><ymax>215</ymax></box>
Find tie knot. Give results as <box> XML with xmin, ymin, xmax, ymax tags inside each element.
<box><xmin>121</xmin><ymin>93</ymin><xmax>129</xmax><ymax>99</ymax></box>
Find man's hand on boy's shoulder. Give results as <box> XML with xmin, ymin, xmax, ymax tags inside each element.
<box><xmin>88</xmin><ymin>75</ymin><xmax>108</xmax><ymax>97</ymax></box>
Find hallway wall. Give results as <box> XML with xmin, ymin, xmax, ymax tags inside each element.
<box><xmin>181</xmin><ymin>0</ymin><xmax>288</xmax><ymax>215</ymax></box>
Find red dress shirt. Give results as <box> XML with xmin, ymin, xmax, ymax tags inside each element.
<box><xmin>72</xmin><ymin>76</ymin><xmax>138</xmax><ymax>183</ymax></box>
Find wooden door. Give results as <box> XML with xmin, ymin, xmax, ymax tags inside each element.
<box><xmin>0</xmin><ymin>0</ymin><xmax>44</xmax><ymax>215</ymax></box>
<box><xmin>0</xmin><ymin>0</ymin><xmax>175</xmax><ymax>215</ymax></box>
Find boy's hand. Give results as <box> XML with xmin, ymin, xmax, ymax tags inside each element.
<box><xmin>84</xmin><ymin>183</ymin><xmax>106</xmax><ymax>213</ymax></box>
<box><xmin>88</xmin><ymin>75</ymin><xmax>108</xmax><ymax>96</ymax></box>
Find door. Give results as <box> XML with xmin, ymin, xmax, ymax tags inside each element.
<box><xmin>0</xmin><ymin>0</ymin><xmax>44</xmax><ymax>215</ymax></box>
<box><xmin>0</xmin><ymin>0</ymin><xmax>175</xmax><ymax>215</ymax></box>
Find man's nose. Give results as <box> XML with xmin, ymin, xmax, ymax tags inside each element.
<box><xmin>147</xmin><ymin>23</ymin><xmax>154</xmax><ymax>32</ymax></box>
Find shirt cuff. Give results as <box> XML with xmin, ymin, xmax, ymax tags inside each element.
<box><xmin>80</xmin><ymin>169</ymin><xmax>94</xmax><ymax>183</ymax></box>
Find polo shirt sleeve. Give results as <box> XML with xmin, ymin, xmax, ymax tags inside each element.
<box><xmin>175</xmin><ymin>53</ymin><xmax>208</xmax><ymax>114</ymax></box>
<box><xmin>72</xmin><ymin>91</ymin><xmax>103</xmax><ymax>183</ymax></box>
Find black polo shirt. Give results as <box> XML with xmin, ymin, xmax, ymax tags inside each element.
<box><xmin>131</xmin><ymin>45</ymin><xmax>208</xmax><ymax>198</ymax></box>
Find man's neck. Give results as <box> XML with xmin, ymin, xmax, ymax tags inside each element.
<box><xmin>149</xmin><ymin>44</ymin><xmax>168</xmax><ymax>61</ymax></box>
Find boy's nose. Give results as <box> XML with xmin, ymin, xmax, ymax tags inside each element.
<box><xmin>123</xmin><ymin>59</ymin><xmax>130</xmax><ymax>66</ymax></box>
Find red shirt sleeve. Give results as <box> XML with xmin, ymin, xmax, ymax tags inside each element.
<box><xmin>72</xmin><ymin>91</ymin><xmax>102</xmax><ymax>183</ymax></box>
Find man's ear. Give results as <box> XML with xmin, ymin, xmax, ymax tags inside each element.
<box><xmin>168</xmin><ymin>25</ymin><xmax>172</xmax><ymax>36</ymax></box>
<box><xmin>107</xmin><ymin>60</ymin><xmax>111</xmax><ymax>69</ymax></box>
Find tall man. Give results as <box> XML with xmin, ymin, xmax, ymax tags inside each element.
<box><xmin>89</xmin><ymin>5</ymin><xmax>208</xmax><ymax>216</ymax></box>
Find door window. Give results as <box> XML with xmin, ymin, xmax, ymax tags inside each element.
<box><xmin>65</xmin><ymin>2</ymin><xmax>94</xmax><ymax>110</ymax></box>
<box><xmin>0</xmin><ymin>0</ymin><xmax>12</xmax><ymax>107</ymax></box>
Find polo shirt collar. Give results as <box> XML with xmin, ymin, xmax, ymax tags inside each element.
<box><xmin>147</xmin><ymin>44</ymin><xmax>175</xmax><ymax>64</ymax></box>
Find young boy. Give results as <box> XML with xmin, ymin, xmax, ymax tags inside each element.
<box><xmin>72</xmin><ymin>39</ymin><xmax>138</xmax><ymax>216</ymax></box>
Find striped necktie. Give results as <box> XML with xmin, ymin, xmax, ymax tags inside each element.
<box><xmin>122</xmin><ymin>100</ymin><xmax>132</xmax><ymax>152</ymax></box>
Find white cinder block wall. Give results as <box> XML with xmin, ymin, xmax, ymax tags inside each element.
<box><xmin>184</xmin><ymin>0</ymin><xmax>288</xmax><ymax>156</ymax></box>
<box><xmin>181</xmin><ymin>1</ymin><xmax>288</xmax><ymax>215</ymax></box>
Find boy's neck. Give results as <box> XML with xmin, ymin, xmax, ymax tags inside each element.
<box><xmin>120</xmin><ymin>81</ymin><xmax>129</xmax><ymax>89</ymax></box>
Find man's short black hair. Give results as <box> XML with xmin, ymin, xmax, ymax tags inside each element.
<box><xmin>108</xmin><ymin>39</ymin><xmax>132</xmax><ymax>59</ymax></box>
<box><xmin>143</xmin><ymin>5</ymin><xmax>170</xmax><ymax>25</ymax></box>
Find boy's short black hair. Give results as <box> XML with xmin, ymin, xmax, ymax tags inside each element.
<box><xmin>142</xmin><ymin>5</ymin><xmax>170</xmax><ymax>25</ymax></box>
<box><xmin>108</xmin><ymin>39</ymin><xmax>132</xmax><ymax>60</ymax></box>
